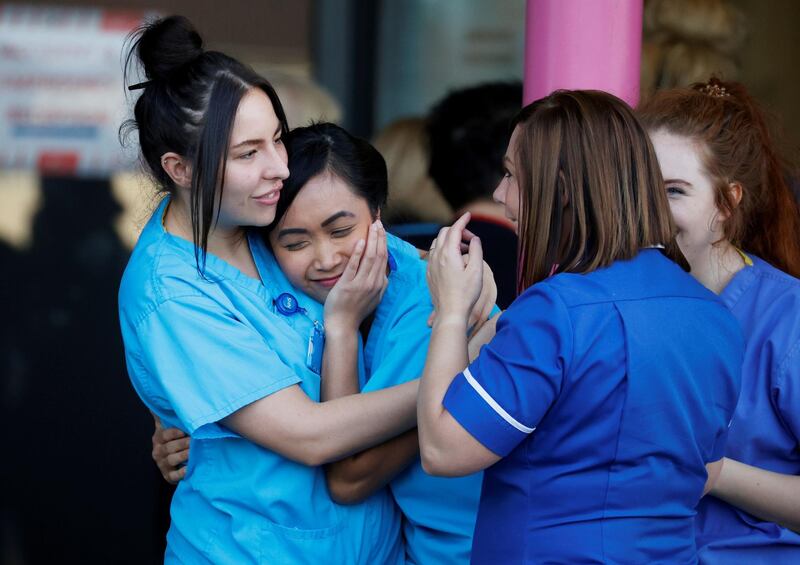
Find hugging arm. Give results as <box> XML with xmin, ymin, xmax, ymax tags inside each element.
<box><xmin>708</xmin><ymin>457</ymin><xmax>800</xmax><ymax>532</ymax></box>
<box><xmin>150</xmin><ymin>381</ymin><xmax>418</xmax><ymax>480</ymax></box>
<box><xmin>321</xmin><ymin>221</ymin><xmax>422</xmax><ymax>503</ymax></box>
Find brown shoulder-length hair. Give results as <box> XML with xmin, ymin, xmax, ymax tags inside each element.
<box><xmin>638</xmin><ymin>78</ymin><xmax>800</xmax><ymax>278</ymax></box>
<box><xmin>513</xmin><ymin>89</ymin><xmax>685</xmax><ymax>291</ymax></box>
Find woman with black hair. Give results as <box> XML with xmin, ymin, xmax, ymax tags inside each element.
<box><xmin>119</xmin><ymin>16</ymin><xmax>414</xmax><ymax>563</ymax></box>
<box><xmin>153</xmin><ymin>122</ymin><xmax>490</xmax><ymax>564</ymax></box>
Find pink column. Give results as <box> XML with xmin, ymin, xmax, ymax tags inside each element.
<box><xmin>524</xmin><ymin>0</ymin><xmax>643</xmax><ymax>107</ymax></box>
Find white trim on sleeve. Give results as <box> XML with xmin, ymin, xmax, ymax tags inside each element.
<box><xmin>463</xmin><ymin>367</ymin><xmax>535</xmax><ymax>434</ymax></box>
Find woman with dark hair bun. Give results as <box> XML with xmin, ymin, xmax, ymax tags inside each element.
<box><xmin>640</xmin><ymin>78</ymin><xmax>800</xmax><ymax>563</ymax></box>
<box><xmin>417</xmin><ymin>89</ymin><xmax>743</xmax><ymax>563</ymax></box>
<box><xmin>153</xmin><ymin>122</ymin><xmax>491</xmax><ymax>563</ymax></box>
<box><xmin>118</xmin><ymin>16</ymin><xmax>415</xmax><ymax>563</ymax></box>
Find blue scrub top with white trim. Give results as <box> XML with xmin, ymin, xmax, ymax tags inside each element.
<box><xmin>695</xmin><ymin>254</ymin><xmax>800</xmax><ymax>564</ymax></box>
<box><xmin>360</xmin><ymin>234</ymin><xmax>482</xmax><ymax>565</ymax></box>
<box><xmin>443</xmin><ymin>249</ymin><xmax>743</xmax><ymax>564</ymax></box>
<box><xmin>119</xmin><ymin>198</ymin><xmax>403</xmax><ymax>564</ymax></box>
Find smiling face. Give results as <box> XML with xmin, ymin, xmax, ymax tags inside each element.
<box><xmin>269</xmin><ymin>170</ymin><xmax>375</xmax><ymax>303</ymax></box>
<box><xmin>493</xmin><ymin>125</ymin><xmax>522</xmax><ymax>234</ymax></box>
<box><xmin>649</xmin><ymin>129</ymin><xmax>728</xmax><ymax>265</ymax></box>
<box><xmin>216</xmin><ymin>88</ymin><xmax>289</xmax><ymax>230</ymax></box>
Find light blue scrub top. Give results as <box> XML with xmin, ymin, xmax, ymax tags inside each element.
<box><xmin>443</xmin><ymin>250</ymin><xmax>744</xmax><ymax>564</ymax></box>
<box><xmin>118</xmin><ymin>198</ymin><xmax>403</xmax><ymax>564</ymax></box>
<box><xmin>362</xmin><ymin>234</ymin><xmax>482</xmax><ymax>565</ymax></box>
<box><xmin>695</xmin><ymin>254</ymin><xmax>800</xmax><ymax>564</ymax></box>
<box><xmin>280</xmin><ymin>233</ymin><xmax>483</xmax><ymax>564</ymax></box>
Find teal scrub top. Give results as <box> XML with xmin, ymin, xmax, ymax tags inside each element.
<box><xmin>273</xmin><ymin>233</ymin><xmax>483</xmax><ymax>564</ymax></box>
<box><xmin>119</xmin><ymin>198</ymin><xmax>403</xmax><ymax>564</ymax></box>
<box><xmin>361</xmin><ymin>235</ymin><xmax>483</xmax><ymax>565</ymax></box>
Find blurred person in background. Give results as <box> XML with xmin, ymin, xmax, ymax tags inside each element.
<box><xmin>260</xmin><ymin>69</ymin><xmax>343</xmax><ymax>128</ymax></box>
<box><xmin>374</xmin><ymin>117</ymin><xmax>452</xmax><ymax>225</ymax></box>
<box><xmin>640</xmin><ymin>0</ymin><xmax>745</xmax><ymax>99</ymax></box>
<box><xmin>426</xmin><ymin>82</ymin><xmax>522</xmax><ymax>308</ymax></box>
<box><xmin>640</xmin><ymin>78</ymin><xmax>800</xmax><ymax>563</ymax></box>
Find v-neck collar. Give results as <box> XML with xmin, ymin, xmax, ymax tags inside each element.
<box><xmin>719</xmin><ymin>255</ymin><xmax>758</xmax><ymax>311</ymax></box>
<box><xmin>155</xmin><ymin>197</ymin><xmax>268</xmax><ymax>296</ymax></box>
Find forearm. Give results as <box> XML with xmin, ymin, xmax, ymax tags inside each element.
<box><xmin>321</xmin><ymin>324</ymin><xmax>360</xmax><ymax>400</ymax></box>
<box><xmin>326</xmin><ymin>429</ymin><xmax>419</xmax><ymax>504</ymax></box>
<box><xmin>711</xmin><ymin>457</ymin><xmax>800</xmax><ymax>532</ymax></box>
<box><xmin>302</xmin><ymin>383</ymin><xmax>419</xmax><ymax>464</ymax></box>
<box><xmin>417</xmin><ymin>315</ymin><xmax>470</xmax><ymax>471</ymax></box>
<box><xmin>467</xmin><ymin>312</ymin><xmax>499</xmax><ymax>362</ymax></box>
<box><xmin>226</xmin><ymin>381</ymin><xmax>418</xmax><ymax>467</ymax></box>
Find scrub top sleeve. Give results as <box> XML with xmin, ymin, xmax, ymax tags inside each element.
<box><xmin>361</xmin><ymin>305</ymin><xmax>432</xmax><ymax>393</ymax></box>
<box><xmin>135</xmin><ymin>295</ymin><xmax>302</xmax><ymax>435</ymax></box>
<box><xmin>443</xmin><ymin>284</ymin><xmax>572</xmax><ymax>457</ymax></box>
<box><xmin>775</xmin><ymin>338</ymin><xmax>800</xmax><ymax>442</ymax></box>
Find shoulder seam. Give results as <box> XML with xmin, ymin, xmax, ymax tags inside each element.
<box><xmin>558</xmin><ymin>294</ymin><xmax>721</xmax><ymax>309</ymax></box>
<box><xmin>776</xmin><ymin>336</ymin><xmax>800</xmax><ymax>387</ymax></box>
<box><xmin>131</xmin><ymin>291</ymin><xmax>212</xmax><ymax>331</ymax></box>
<box><xmin>540</xmin><ymin>284</ymin><xmax>574</xmax><ymax>397</ymax></box>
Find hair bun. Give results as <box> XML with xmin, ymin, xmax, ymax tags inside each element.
<box><xmin>136</xmin><ymin>15</ymin><xmax>204</xmax><ymax>82</ymax></box>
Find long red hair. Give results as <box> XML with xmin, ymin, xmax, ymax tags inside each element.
<box><xmin>638</xmin><ymin>78</ymin><xmax>800</xmax><ymax>277</ymax></box>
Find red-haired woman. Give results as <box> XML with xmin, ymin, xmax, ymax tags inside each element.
<box><xmin>640</xmin><ymin>78</ymin><xmax>800</xmax><ymax>563</ymax></box>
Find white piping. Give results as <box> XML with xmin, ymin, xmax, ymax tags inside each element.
<box><xmin>463</xmin><ymin>367</ymin><xmax>535</xmax><ymax>434</ymax></box>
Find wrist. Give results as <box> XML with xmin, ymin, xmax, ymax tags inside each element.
<box><xmin>710</xmin><ymin>457</ymin><xmax>737</xmax><ymax>498</ymax></box>
<box><xmin>433</xmin><ymin>312</ymin><xmax>469</xmax><ymax>330</ymax></box>
<box><xmin>324</xmin><ymin>320</ymin><xmax>359</xmax><ymax>339</ymax></box>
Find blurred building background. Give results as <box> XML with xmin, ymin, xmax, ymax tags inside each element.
<box><xmin>0</xmin><ymin>1</ymin><xmax>798</xmax><ymax>563</ymax></box>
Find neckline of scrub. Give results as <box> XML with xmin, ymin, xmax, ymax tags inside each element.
<box><xmin>719</xmin><ymin>253</ymin><xmax>758</xmax><ymax>311</ymax></box>
<box><xmin>154</xmin><ymin>196</ymin><xmax>270</xmax><ymax>296</ymax></box>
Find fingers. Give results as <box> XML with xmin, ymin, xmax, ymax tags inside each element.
<box><xmin>368</xmin><ymin>221</ymin><xmax>388</xmax><ymax>283</ymax></box>
<box><xmin>466</xmin><ymin>235</ymin><xmax>484</xmax><ymax>275</ymax></box>
<box><xmin>342</xmin><ymin>238</ymin><xmax>366</xmax><ymax>283</ymax></box>
<box><xmin>153</xmin><ymin>435</ymin><xmax>190</xmax><ymax>484</ymax></box>
<box><xmin>364</xmin><ymin>221</ymin><xmax>379</xmax><ymax>267</ymax></box>
<box><xmin>167</xmin><ymin>436</ymin><xmax>191</xmax><ymax>454</ymax></box>
<box><xmin>453</xmin><ymin>211</ymin><xmax>472</xmax><ymax>231</ymax></box>
<box><xmin>153</xmin><ymin>433</ymin><xmax>190</xmax><ymax>460</ymax></box>
<box><xmin>166</xmin><ymin>466</ymin><xmax>187</xmax><ymax>484</ymax></box>
<box><xmin>465</xmin><ymin>238</ymin><xmax>485</xmax><ymax>327</ymax></box>
<box><xmin>355</xmin><ymin>220</ymin><xmax>388</xmax><ymax>290</ymax></box>
<box><xmin>166</xmin><ymin>444</ymin><xmax>190</xmax><ymax>467</ymax></box>
<box><xmin>352</xmin><ymin>221</ymin><xmax>379</xmax><ymax>282</ymax></box>
<box><xmin>443</xmin><ymin>213</ymin><xmax>472</xmax><ymax>254</ymax></box>
<box><xmin>155</xmin><ymin>426</ymin><xmax>188</xmax><ymax>444</ymax></box>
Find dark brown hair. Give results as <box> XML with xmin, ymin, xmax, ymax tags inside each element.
<box><xmin>638</xmin><ymin>78</ymin><xmax>800</xmax><ymax>277</ymax></box>
<box><xmin>512</xmin><ymin>90</ymin><xmax>684</xmax><ymax>291</ymax></box>
<box><xmin>121</xmin><ymin>16</ymin><xmax>288</xmax><ymax>273</ymax></box>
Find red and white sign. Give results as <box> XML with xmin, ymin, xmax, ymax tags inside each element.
<box><xmin>0</xmin><ymin>5</ymin><xmax>151</xmax><ymax>176</ymax></box>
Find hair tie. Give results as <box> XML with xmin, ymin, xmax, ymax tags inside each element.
<box><xmin>128</xmin><ymin>80</ymin><xmax>154</xmax><ymax>91</ymax></box>
<box><xmin>699</xmin><ymin>81</ymin><xmax>730</xmax><ymax>99</ymax></box>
